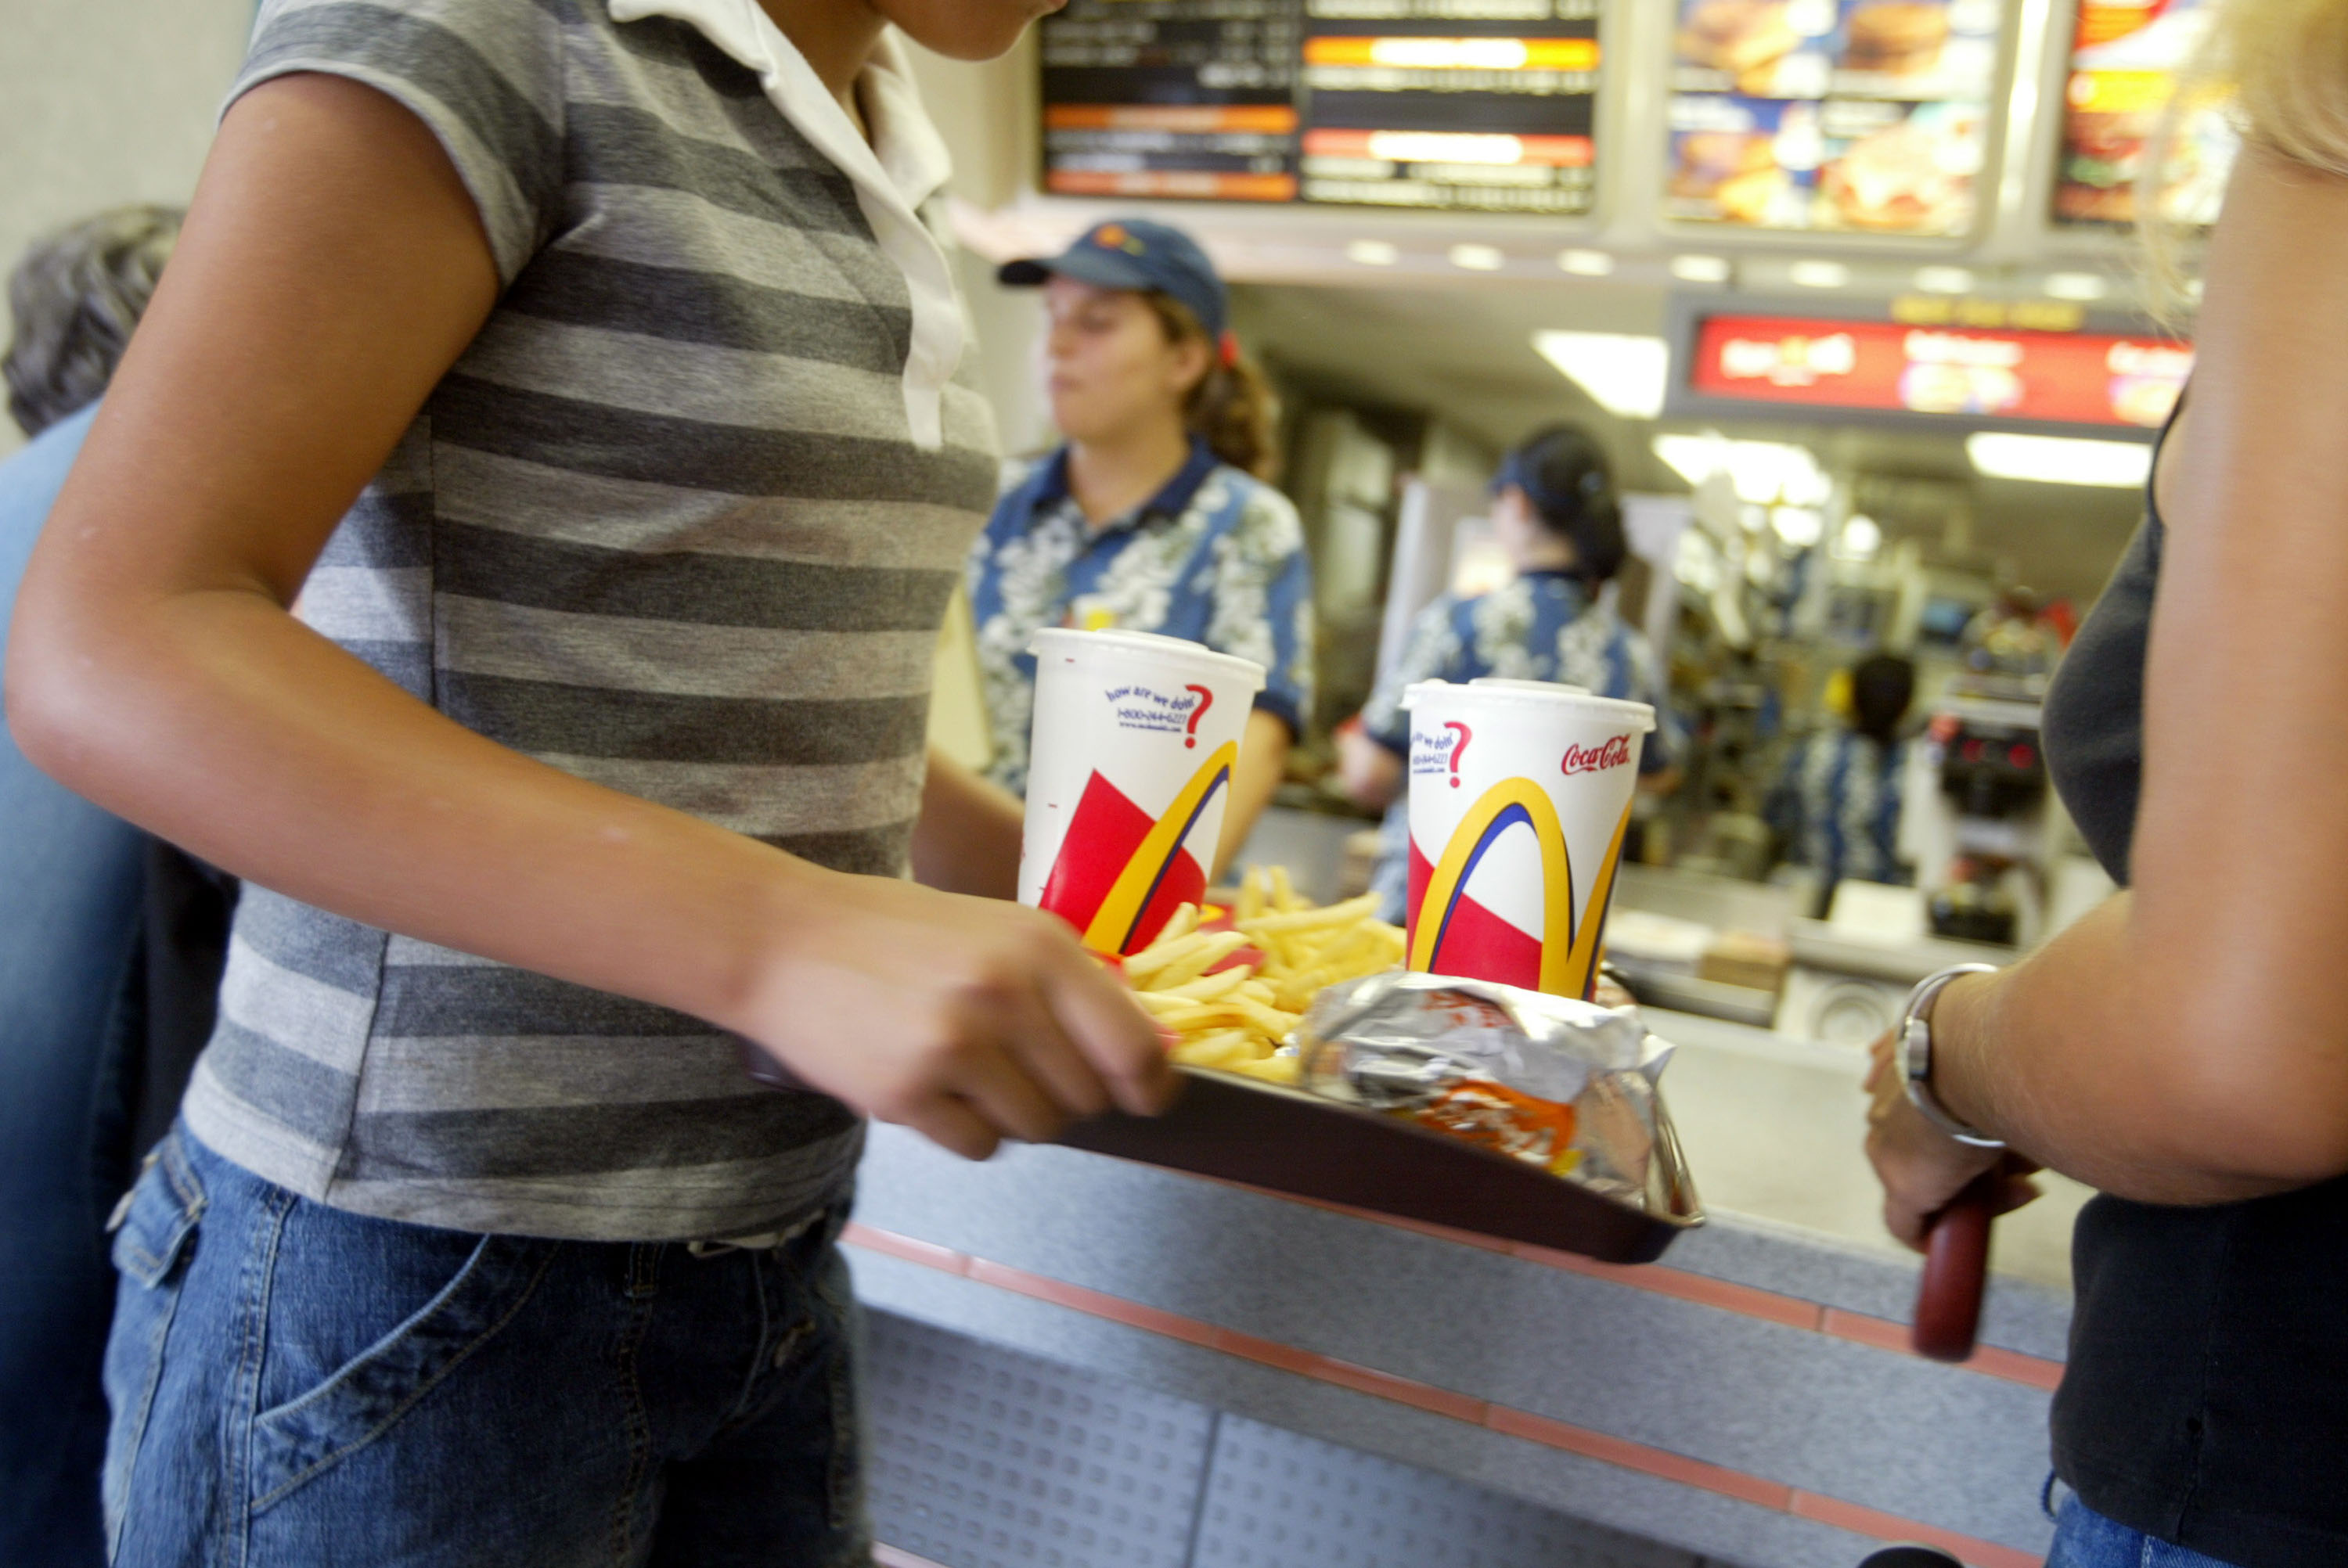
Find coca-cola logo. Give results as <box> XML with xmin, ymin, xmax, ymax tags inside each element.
<box><xmin>1561</xmin><ymin>735</ymin><xmax>1634</xmax><ymax>777</ymax></box>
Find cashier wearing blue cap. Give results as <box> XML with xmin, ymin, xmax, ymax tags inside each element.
<box><xmin>966</xmin><ymin>218</ymin><xmax>1315</xmax><ymax>876</ymax></box>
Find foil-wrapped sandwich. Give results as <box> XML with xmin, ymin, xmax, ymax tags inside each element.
<box><xmin>1297</xmin><ymin>971</ymin><xmax>1682</xmax><ymax>1214</ymax></box>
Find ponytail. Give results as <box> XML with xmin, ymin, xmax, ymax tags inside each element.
<box><xmin>1146</xmin><ymin>295</ymin><xmax>1280</xmax><ymax>481</ymax></box>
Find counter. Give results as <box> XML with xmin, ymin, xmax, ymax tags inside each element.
<box><xmin>848</xmin><ymin>1009</ymin><xmax>2084</xmax><ymax>1568</ymax></box>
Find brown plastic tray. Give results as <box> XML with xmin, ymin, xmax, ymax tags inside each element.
<box><xmin>1056</xmin><ymin>1066</ymin><xmax>1705</xmax><ymax>1265</ymax></box>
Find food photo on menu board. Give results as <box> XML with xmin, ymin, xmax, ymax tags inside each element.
<box><xmin>1666</xmin><ymin>0</ymin><xmax>2000</xmax><ymax>236</ymax></box>
<box><xmin>2055</xmin><ymin>0</ymin><xmax>2238</xmax><ymax>225</ymax></box>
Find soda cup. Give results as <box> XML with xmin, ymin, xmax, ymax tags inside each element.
<box><xmin>1019</xmin><ymin>629</ymin><xmax>1266</xmax><ymax>955</ymax></box>
<box><xmin>1400</xmin><ymin>678</ymin><xmax>1655</xmax><ymax>1000</ymax></box>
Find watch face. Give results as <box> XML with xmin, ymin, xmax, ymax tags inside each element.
<box><xmin>1901</xmin><ymin>1015</ymin><xmax>1932</xmax><ymax>1080</ymax></box>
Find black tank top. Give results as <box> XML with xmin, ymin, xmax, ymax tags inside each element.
<box><xmin>2040</xmin><ymin>455</ymin><xmax>2348</xmax><ymax>1566</ymax></box>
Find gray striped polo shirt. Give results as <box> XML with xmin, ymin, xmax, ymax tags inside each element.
<box><xmin>178</xmin><ymin>0</ymin><xmax>999</xmax><ymax>1240</ymax></box>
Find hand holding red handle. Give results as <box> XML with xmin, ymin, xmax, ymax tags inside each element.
<box><xmin>1910</xmin><ymin>1170</ymin><xmax>1997</xmax><ymax>1362</ymax></box>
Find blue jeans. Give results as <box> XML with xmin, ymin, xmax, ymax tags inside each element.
<box><xmin>104</xmin><ymin>1128</ymin><xmax>868</xmax><ymax>1566</ymax></box>
<box><xmin>2</xmin><ymin>403</ymin><xmax>146</xmax><ymax>1568</ymax></box>
<box><xmin>2048</xmin><ymin>1493</ymin><xmax>2245</xmax><ymax>1568</ymax></box>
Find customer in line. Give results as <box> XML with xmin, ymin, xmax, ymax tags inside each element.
<box><xmin>5</xmin><ymin>0</ymin><xmax>1173</xmax><ymax>1559</ymax></box>
<box><xmin>967</xmin><ymin>218</ymin><xmax>1313</xmax><ymax>875</ymax></box>
<box><xmin>1864</xmin><ymin>4</ymin><xmax>2348</xmax><ymax>1563</ymax></box>
<box><xmin>0</xmin><ymin>204</ymin><xmax>182</xmax><ymax>1568</ymax></box>
<box><xmin>1337</xmin><ymin>423</ymin><xmax>1678</xmax><ymax>925</ymax></box>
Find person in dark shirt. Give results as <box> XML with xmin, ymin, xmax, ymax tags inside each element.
<box><xmin>1862</xmin><ymin>10</ymin><xmax>2348</xmax><ymax>1563</ymax></box>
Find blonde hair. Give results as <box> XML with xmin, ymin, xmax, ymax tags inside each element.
<box><xmin>2217</xmin><ymin>0</ymin><xmax>2348</xmax><ymax>174</ymax></box>
<box><xmin>2145</xmin><ymin>0</ymin><xmax>2348</xmax><ymax>318</ymax></box>
<box><xmin>1143</xmin><ymin>294</ymin><xmax>1280</xmax><ymax>482</ymax></box>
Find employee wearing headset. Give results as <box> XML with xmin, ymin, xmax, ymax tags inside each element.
<box><xmin>1336</xmin><ymin>424</ymin><xmax>1680</xmax><ymax>922</ymax></box>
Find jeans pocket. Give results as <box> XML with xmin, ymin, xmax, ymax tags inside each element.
<box><xmin>246</xmin><ymin>1229</ymin><xmax>559</xmax><ymax>1513</ymax></box>
<box><xmin>101</xmin><ymin>1138</ymin><xmax>207</xmax><ymax>1560</ymax></box>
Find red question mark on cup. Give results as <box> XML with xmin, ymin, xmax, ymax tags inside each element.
<box><xmin>1184</xmin><ymin>685</ymin><xmax>1214</xmax><ymax>749</ymax></box>
<box><xmin>1443</xmin><ymin>721</ymin><xmax>1473</xmax><ymax>788</ymax></box>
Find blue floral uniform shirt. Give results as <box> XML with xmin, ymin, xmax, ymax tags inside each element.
<box><xmin>967</xmin><ymin>437</ymin><xmax>1316</xmax><ymax>797</ymax></box>
<box><xmin>1357</xmin><ymin>570</ymin><xmax>1677</xmax><ymax>922</ymax></box>
<box><xmin>1763</xmin><ymin>729</ymin><xmax>1909</xmax><ymax>887</ymax></box>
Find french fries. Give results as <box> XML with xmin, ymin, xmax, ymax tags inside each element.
<box><xmin>1120</xmin><ymin>868</ymin><xmax>1408</xmax><ymax>1086</ymax></box>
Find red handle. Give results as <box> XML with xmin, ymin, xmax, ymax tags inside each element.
<box><xmin>1911</xmin><ymin>1171</ymin><xmax>1996</xmax><ymax>1363</ymax></box>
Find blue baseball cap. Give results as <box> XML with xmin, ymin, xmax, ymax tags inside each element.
<box><xmin>1000</xmin><ymin>219</ymin><xmax>1228</xmax><ymax>340</ymax></box>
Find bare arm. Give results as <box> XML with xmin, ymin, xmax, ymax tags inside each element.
<box><xmin>1334</xmin><ymin>719</ymin><xmax>1403</xmax><ymax>812</ymax></box>
<box><xmin>912</xmin><ymin>747</ymin><xmax>1025</xmax><ymax>898</ymax></box>
<box><xmin>1868</xmin><ymin>145</ymin><xmax>2348</xmax><ymax>1235</ymax></box>
<box><xmin>5</xmin><ymin>75</ymin><xmax>1169</xmax><ymax>1157</ymax></box>
<box><xmin>1213</xmin><ymin>707</ymin><xmax>1291</xmax><ymax>879</ymax></box>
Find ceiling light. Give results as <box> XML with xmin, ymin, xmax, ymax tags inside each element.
<box><xmin>1788</xmin><ymin>260</ymin><xmax>1849</xmax><ymax>290</ymax></box>
<box><xmin>1652</xmin><ymin>433</ymin><xmax>1723</xmax><ymax>488</ymax></box>
<box><xmin>1669</xmin><ymin>254</ymin><xmax>1732</xmax><ymax>285</ymax></box>
<box><xmin>1913</xmin><ymin>266</ymin><xmax>1974</xmax><ymax>294</ymax></box>
<box><xmin>1449</xmin><ymin>243</ymin><xmax>1506</xmax><ymax>272</ymax></box>
<box><xmin>1772</xmin><ymin>505</ymin><xmax>1824</xmax><ymax>546</ymax></box>
<box><xmin>1346</xmin><ymin>239</ymin><xmax>1399</xmax><ymax>267</ymax></box>
<box><xmin>1558</xmin><ymin>249</ymin><xmax>1614</xmax><ymax>277</ymax></box>
<box><xmin>1652</xmin><ymin>433</ymin><xmax>1829</xmax><ymax>505</ymax></box>
<box><xmin>1966</xmin><ymin>432</ymin><xmax>2152</xmax><ymax>487</ymax></box>
<box><xmin>1835</xmin><ymin>514</ymin><xmax>1882</xmax><ymax>560</ymax></box>
<box><xmin>2044</xmin><ymin>272</ymin><xmax>2110</xmax><ymax>302</ymax></box>
<box><xmin>1532</xmin><ymin>331</ymin><xmax>1669</xmax><ymax>419</ymax></box>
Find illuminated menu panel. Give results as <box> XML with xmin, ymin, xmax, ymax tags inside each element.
<box><xmin>1036</xmin><ymin>0</ymin><xmax>1603</xmax><ymax>213</ymax></box>
<box><xmin>1039</xmin><ymin>0</ymin><xmax>1302</xmax><ymax>202</ymax></box>
<box><xmin>2054</xmin><ymin>0</ymin><xmax>2238</xmax><ymax>226</ymax></box>
<box><xmin>1687</xmin><ymin>312</ymin><xmax>2191</xmax><ymax>428</ymax></box>
<box><xmin>1297</xmin><ymin>0</ymin><xmax>1602</xmax><ymax>214</ymax></box>
<box><xmin>1662</xmin><ymin>0</ymin><xmax>2001</xmax><ymax>236</ymax></box>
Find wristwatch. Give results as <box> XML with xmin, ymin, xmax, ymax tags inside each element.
<box><xmin>1897</xmin><ymin>963</ymin><xmax>2005</xmax><ymax>1149</ymax></box>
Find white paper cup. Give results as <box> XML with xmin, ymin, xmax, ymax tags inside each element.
<box><xmin>1019</xmin><ymin>629</ymin><xmax>1266</xmax><ymax>955</ymax></box>
<box><xmin>1400</xmin><ymin>677</ymin><xmax>1656</xmax><ymax>999</ymax></box>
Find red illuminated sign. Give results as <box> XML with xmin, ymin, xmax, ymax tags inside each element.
<box><xmin>1687</xmin><ymin>314</ymin><xmax>2191</xmax><ymax>429</ymax></box>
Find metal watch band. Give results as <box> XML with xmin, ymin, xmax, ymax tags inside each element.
<box><xmin>1898</xmin><ymin>963</ymin><xmax>2005</xmax><ymax>1149</ymax></box>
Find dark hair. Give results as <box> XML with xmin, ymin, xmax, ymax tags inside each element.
<box><xmin>1499</xmin><ymin>423</ymin><xmax>1625</xmax><ymax>583</ymax></box>
<box><xmin>4</xmin><ymin>204</ymin><xmax>183</xmax><ymax>437</ymax></box>
<box><xmin>1144</xmin><ymin>294</ymin><xmax>1279</xmax><ymax>481</ymax></box>
<box><xmin>1850</xmin><ymin>653</ymin><xmax>1916</xmax><ymax>743</ymax></box>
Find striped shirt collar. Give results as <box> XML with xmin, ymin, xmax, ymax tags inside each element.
<box><xmin>605</xmin><ymin>0</ymin><xmax>963</xmax><ymax>448</ymax></box>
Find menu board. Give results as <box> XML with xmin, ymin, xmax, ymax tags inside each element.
<box><xmin>1038</xmin><ymin>0</ymin><xmax>1604</xmax><ymax>214</ymax></box>
<box><xmin>1685</xmin><ymin>312</ymin><xmax>2191</xmax><ymax>428</ymax></box>
<box><xmin>1662</xmin><ymin>0</ymin><xmax>2001</xmax><ymax>236</ymax></box>
<box><xmin>1039</xmin><ymin>0</ymin><xmax>1303</xmax><ymax>202</ymax></box>
<box><xmin>1297</xmin><ymin>2</ymin><xmax>1602</xmax><ymax>213</ymax></box>
<box><xmin>2054</xmin><ymin>0</ymin><xmax>2238</xmax><ymax>226</ymax></box>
